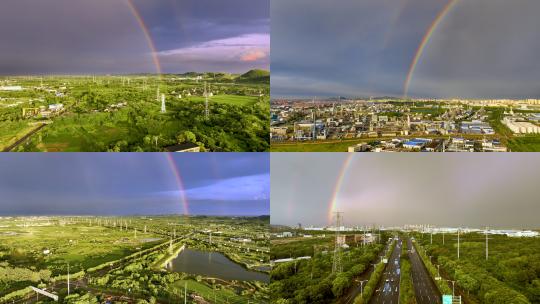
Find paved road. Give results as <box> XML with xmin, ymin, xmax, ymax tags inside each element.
<box><xmin>407</xmin><ymin>238</ymin><xmax>441</xmax><ymax>304</ymax></box>
<box><xmin>369</xmin><ymin>239</ymin><xmax>401</xmax><ymax>304</ymax></box>
<box><xmin>341</xmin><ymin>241</ymin><xmax>391</xmax><ymax>304</ymax></box>
<box><xmin>2</xmin><ymin>123</ymin><xmax>47</xmax><ymax>152</ymax></box>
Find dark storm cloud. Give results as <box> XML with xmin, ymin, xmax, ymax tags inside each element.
<box><xmin>0</xmin><ymin>153</ymin><xmax>269</xmax><ymax>216</ymax></box>
<box><xmin>0</xmin><ymin>0</ymin><xmax>269</xmax><ymax>75</ymax></box>
<box><xmin>271</xmin><ymin>0</ymin><xmax>540</xmax><ymax>98</ymax></box>
<box><xmin>271</xmin><ymin>154</ymin><xmax>540</xmax><ymax>229</ymax></box>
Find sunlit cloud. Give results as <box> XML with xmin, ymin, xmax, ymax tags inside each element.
<box><xmin>241</xmin><ymin>49</ymin><xmax>267</xmax><ymax>62</ymax></box>
<box><xmin>158</xmin><ymin>33</ymin><xmax>269</xmax><ymax>64</ymax></box>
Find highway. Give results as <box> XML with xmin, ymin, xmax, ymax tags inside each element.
<box><xmin>341</xmin><ymin>241</ymin><xmax>391</xmax><ymax>304</ymax></box>
<box><xmin>369</xmin><ymin>238</ymin><xmax>401</xmax><ymax>304</ymax></box>
<box><xmin>407</xmin><ymin>238</ymin><xmax>441</xmax><ymax>304</ymax></box>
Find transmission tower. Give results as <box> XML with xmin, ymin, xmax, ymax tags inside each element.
<box><xmin>204</xmin><ymin>82</ymin><xmax>209</xmax><ymax>119</ymax></box>
<box><xmin>161</xmin><ymin>94</ymin><xmax>166</xmax><ymax>113</ymax></box>
<box><xmin>332</xmin><ymin>211</ymin><xmax>343</xmax><ymax>274</ymax></box>
<box><xmin>485</xmin><ymin>226</ymin><xmax>491</xmax><ymax>261</ymax></box>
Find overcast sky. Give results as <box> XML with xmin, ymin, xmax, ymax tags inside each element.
<box><xmin>271</xmin><ymin>153</ymin><xmax>540</xmax><ymax>229</ymax></box>
<box><xmin>0</xmin><ymin>0</ymin><xmax>269</xmax><ymax>74</ymax></box>
<box><xmin>271</xmin><ymin>0</ymin><xmax>540</xmax><ymax>99</ymax></box>
<box><xmin>0</xmin><ymin>153</ymin><xmax>269</xmax><ymax>216</ymax></box>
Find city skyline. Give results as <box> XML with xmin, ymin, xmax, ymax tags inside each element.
<box><xmin>271</xmin><ymin>0</ymin><xmax>540</xmax><ymax>99</ymax></box>
<box><xmin>0</xmin><ymin>0</ymin><xmax>269</xmax><ymax>74</ymax></box>
<box><xmin>271</xmin><ymin>153</ymin><xmax>540</xmax><ymax>228</ymax></box>
<box><xmin>0</xmin><ymin>153</ymin><xmax>269</xmax><ymax>216</ymax></box>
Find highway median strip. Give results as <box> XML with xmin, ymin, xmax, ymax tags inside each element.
<box><xmin>399</xmin><ymin>240</ymin><xmax>417</xmax><ymax>304</ymax></box>
<box><xmin>353</xmin><ymin>240</ymin><xmax>396</xmax><ymax>304</ymax></box>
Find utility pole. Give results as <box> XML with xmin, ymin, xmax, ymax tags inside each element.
<box><xmin>204</xmin><ymin>82</ymin><xmax>209</xmax><ymax>119</ymax></box>
<box><xmin>443</xmin><ymin>230</ymin><xmax>445</xmax><ymax>245</ymax></box>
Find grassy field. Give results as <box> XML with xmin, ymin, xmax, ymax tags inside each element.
<box><xmin>410</xmin><ymin>106</ymin><xmax>446</xmax><ymax>116</ymax></box>
<box><xmin>0</xmin><ymin>121</ymin><xmax>35</xmax><ymax>150</ymax></box>
<box><xmin>507</xmin><ymin>136</ymin><xmax>540</xmax><ymax>152</ymax></box>
<box><xmin>0</xmin><ymin>221</ymin><xmax>162</xmax><ymax>275</ymax></box>
<box><xmin>0</xmin><ymin>72</ymin><xmax>269</xmax><ymax>152</ymax></box>
<box><xmin>271</xmin><ymin>139</ymin><xmax>361</xmax><ymax>152</ymax></box>
<box><xmin>187</xmin><ymin>94</ymin><xmax>260</xmax><ymax>106</ymax></box>
<box><xmin>34</xmin><ymin>112</ymin><xmax>132</xmax><ymax>152</ymax></box>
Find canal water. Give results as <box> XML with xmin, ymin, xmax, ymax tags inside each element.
<box><xmin>165</xmin><ymin>248</ymin><xmax>269</xmax><ymax>283</ymax></box>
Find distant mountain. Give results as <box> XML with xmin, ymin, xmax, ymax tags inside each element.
<box><xmin>237</xmin><ymin>69</ymin><xmax>270</xmax><ymax>83</ymax></box>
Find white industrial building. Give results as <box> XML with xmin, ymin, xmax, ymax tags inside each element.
<box><xmin>502</xmin><ymin>117</ymin><xmax>540</xmax><ymax>134</ymax></box>
<box><xmin>0</xmin><ymin>85</ymin><xmax>23</xmax><ymax>91</ymax></box>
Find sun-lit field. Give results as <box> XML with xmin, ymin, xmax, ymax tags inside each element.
<box><xmin>0</xmin><ymin>70</ymin><xmax>270</xmax><ymax>152</ymax></box>
<box><xmin>0</xmin><ymin>215</ymin><xmax>270</xmax><ymax>303</ymax></box>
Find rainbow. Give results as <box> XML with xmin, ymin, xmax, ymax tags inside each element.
<box><xmin>165</xmin><ymin>153</ymin><xmax>190</xmax><ymax>214</ymax></box>
<box><xmin>403</xmin><ymin>0</ymin><xmax>460</xmax><ymax>97</ymax></box>
<box><xmin>125</xmin><ymin>0</ymin><xmax>163</xmax><ymax>75</ymax></box>
<box><xmin>327</xmin><ymin>154</ymin><xmax>355</xmax><ymax>224</ymax></box>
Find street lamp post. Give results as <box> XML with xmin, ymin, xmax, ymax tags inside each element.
<box><xmin>360</xmin><ymin>280</ymin><xmax>367</xmax><ymax>298</ymax></box>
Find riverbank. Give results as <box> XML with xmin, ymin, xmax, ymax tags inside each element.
<box><xmin>154</xmin><ymin>243</ymin><xmax>186</xmax><ymax>269</ymax></box>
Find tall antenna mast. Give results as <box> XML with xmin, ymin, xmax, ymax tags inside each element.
<box><xmin>332</xmin><ymin>211</ymin><xmax>343</xmax><ymax>274</ymax></box>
